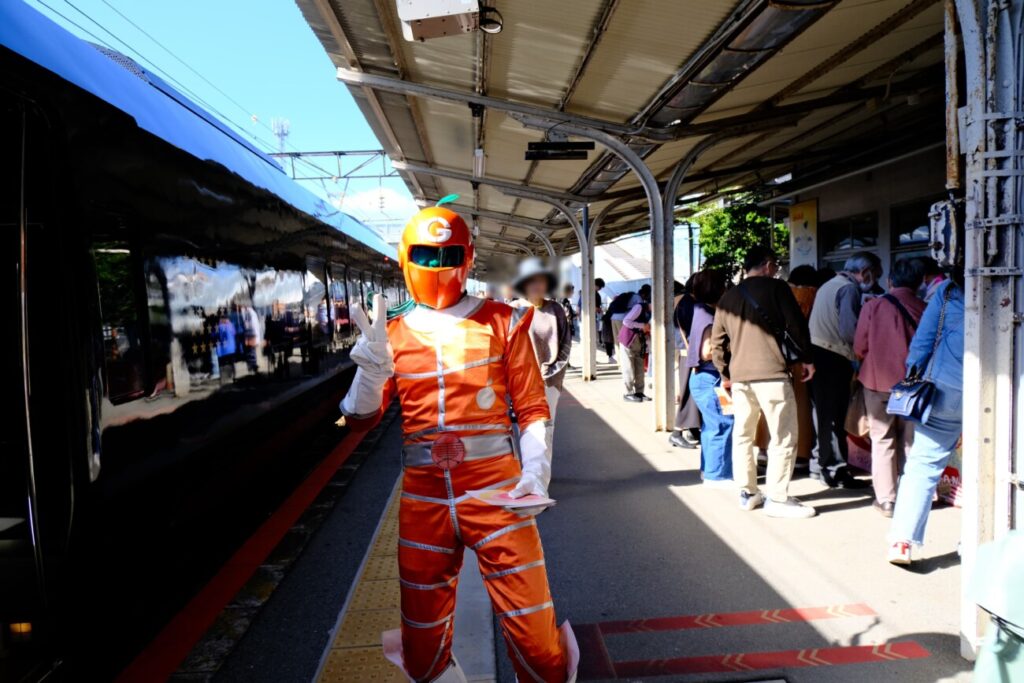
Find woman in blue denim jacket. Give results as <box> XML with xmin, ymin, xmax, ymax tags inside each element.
<box><xmin>888</xmin><ymin>278</ymin><xmax>964</xmax><ymax>565</ymax></box>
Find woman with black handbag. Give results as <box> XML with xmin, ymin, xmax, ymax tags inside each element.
<box><xmin>887</xmin><ymin>272</ymin><xmax>965</xmax><ymax>566</ymax></box>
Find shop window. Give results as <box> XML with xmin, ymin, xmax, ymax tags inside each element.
<box><xmin>819</xmin><ymin>212</ymin><xmax>878</xmax><ymax>271</ymax></box>
<box><xmin>891</xmin><ymin>196</ymin><xmax>943</xmax><ymax>265</ymax></box>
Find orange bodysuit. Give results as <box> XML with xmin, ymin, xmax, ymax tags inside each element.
<box><xmin>357</xmin><ymin>295</ymin><xmax>568</xmax><ymax>682</ymax></box>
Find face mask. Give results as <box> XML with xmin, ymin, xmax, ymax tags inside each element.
<box><xmin>859</xmin><ymin>278</ymin><xmax>874</xmax><ymax>293</ymax></box>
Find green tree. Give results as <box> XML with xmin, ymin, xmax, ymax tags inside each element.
<box><xmin>694</xmin><ymin>196</ymin><xmax>788</xmax><ymax>277</ymax></box>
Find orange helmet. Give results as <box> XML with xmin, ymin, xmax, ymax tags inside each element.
<box><xmin>398</xmin><ymin>206</ymin><xmax>474</xmax><ymax>309</ymax></box>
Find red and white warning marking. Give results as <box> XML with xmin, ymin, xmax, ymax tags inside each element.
<box><xmin>594</xmin><ymin>603</ymin><xmax>876</xmax><ymax>635</ymax></box>
<box><xmin>575</xmin><ymin>604</ymin><xmax>929</xmax><ymax>680</ymax></box>
<box><xmin>612</xmin><ymin>642</ymin><xmax>930</xmax><ymax>678</ymax></box>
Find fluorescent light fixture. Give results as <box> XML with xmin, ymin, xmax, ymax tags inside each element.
<box><xmin>473</xmin><ymin>147</ymin><xmax>486</xmax><ymax>178</ymax></box>
<box><xmin>414</xmin><ymin>197</ymin><xmax>429</xmax><ymax>207</ymax></box>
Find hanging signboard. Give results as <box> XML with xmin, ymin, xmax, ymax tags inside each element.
<box><xmin>789</xmin><ymin>199</ymin><xmax>818</xmax><ymax>268</ymax></box>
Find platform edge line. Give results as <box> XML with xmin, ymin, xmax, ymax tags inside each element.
<box><xmin>114</xmin><ymin>397</ymin><xmax>396</xmax><ymax>683</ymax></box>
<box><xmin>312</xmin><ymin>475</ymin><xmax>402</xmax><ymax>681</ymax></box>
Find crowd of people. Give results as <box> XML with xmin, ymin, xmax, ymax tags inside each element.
<box><xmin>482</xmin><ymin>245</ymin><xmax>964</xmax><ymax>565</ymax></box>
<box><xmin>546</xmin><ymin>247</ymin><xmax>963</xmax><ymax>564</ymax></box>
<box><xmin>666</xmin><ymin>246</ymin><xmax>964</xmax><ymax>562</ymax></box>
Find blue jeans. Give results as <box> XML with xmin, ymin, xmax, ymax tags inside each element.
<box><xmin>689</xmin><ymin>370</ymin><xmax>734</xmax><ymax>481</ymax></box>
<box><xmin>889</xmin><ymin>385</ymin><xmax>962</xmax><ymax>545</ymax></box>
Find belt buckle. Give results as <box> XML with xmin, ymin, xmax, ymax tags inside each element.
<box><xmin>431</xmin><ymin>433</ymin><xmax>466</xmax><ymax>471</ymax></box>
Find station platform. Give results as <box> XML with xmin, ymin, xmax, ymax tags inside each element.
<box><xmin>208</xmin><ymin>349</ymin><xmax>971</xmax><ymax>683</ymax></box>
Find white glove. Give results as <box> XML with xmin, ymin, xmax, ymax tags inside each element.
<box><xmin>340</xmin><ymin>294</ymin><xmax>394</xmax><ymax>418</ymax></box>
<box><xmin>507</xmin><ymin>420</ymin><xmax>552</xmax><ymax>517</ymax></box>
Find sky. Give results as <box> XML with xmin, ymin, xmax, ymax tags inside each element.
<box><xmin>25</xmin><ymin>0</ymin><xmax>417</xmax><ymax>224</ymax></box>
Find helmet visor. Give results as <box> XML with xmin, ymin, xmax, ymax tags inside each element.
<box><xmin>409</xmin><ymin>245</ymin><xmax>465</xmax><ymax>268</ymax></box>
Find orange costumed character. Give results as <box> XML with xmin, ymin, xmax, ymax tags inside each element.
<box><xmin>340</xmin><ymin>205</ymin><xmax>578</xmax><ymax>682</ymax></box>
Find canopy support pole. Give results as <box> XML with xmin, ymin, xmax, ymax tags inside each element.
<box><xmin>512</xmin><ymin>113</ymin><xmax>671</xmax><ymax>430</ymax></box>
<box><xmin>496</xmin><ymin>190</ymin><xmax>594</xmax><ymax>381</ymax></box>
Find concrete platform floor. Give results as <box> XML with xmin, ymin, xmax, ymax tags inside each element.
<box><xmin>525</xmin><ymin>350</ymin><xmax>970</xmax><ymax>682</ymax></box>
<box><xmin>217</xmin><ymin>345</ymin><xmax>971</xmax><ymax>682</ymax></box>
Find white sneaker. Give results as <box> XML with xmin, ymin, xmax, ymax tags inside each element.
<box><xmin>702</xmin><ymin>478</ymin><xmax>734</xmax><ymax>490</ymax></box>
<box><xmin>888</xmin><ymin>541</ymin><xmax>913</xmax><ymax>566</ymax></box>
<box><xmin>739</xmin><ymin>490</ymin><xmax>764</xmax><ymax>511</ymax></box>
<box><xmin>764</xmin><ymin>497</ymin><xmax>817</xmax><ymax>518</ymax></box>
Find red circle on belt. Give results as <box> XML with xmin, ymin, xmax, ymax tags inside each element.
<box><xmin>431</xmin><ymin>433</ymin><xmax>466</xmax><ymax>470</ymax></box>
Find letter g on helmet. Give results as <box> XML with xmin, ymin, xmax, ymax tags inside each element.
<box><xmin>419</xmin><ymin>216</ymin><xmax>452</xmax><ymax>243</ymax></box>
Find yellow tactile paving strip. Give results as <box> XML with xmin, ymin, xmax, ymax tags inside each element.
<box><xmin>317</xmin><ymin>480</ymin><xmax>406</xmax><ymax>682</ymax></box>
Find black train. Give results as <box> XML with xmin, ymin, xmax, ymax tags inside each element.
<box><xmin>0</xmin><ymin>5</ymin><xmax>404</xmax><ymax>679</ymax></box>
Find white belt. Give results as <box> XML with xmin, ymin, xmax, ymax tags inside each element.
<box><xmin>402</xmin><ymin>433</ymin><xmax>514</xmax><ymax>468</ymax></box>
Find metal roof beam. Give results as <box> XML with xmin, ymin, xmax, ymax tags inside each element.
<box><xmin>475</xmin><ymin>232</ymin><xmax>537</xmax><ymax>255</ymax></box>
<box><xmin>391</xmin><ymin>161</ymin><xmax>586</xmax><ymax>205</ymax></box>
<box><xmin>337</xmin><ymin>68</ymin><xmax>673</xmax><ymax>142</ymax></box>
<box><xmin>442</xmin><ymin>203</ymin><xmax>556</xmax><ymax>257</ymax></box>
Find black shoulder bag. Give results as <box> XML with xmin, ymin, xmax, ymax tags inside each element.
<box><xmin>736</xmin><ymin>283</ymin><xmax>804</xmax><ymax>364</ymax></box>
<box><xmin>886</xmin><ymin>285</ymin><xmax>952</xmax><ymax>424</ymax></box>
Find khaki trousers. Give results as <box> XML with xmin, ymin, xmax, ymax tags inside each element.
<box><xmin>612</xmin><ymin>319</ymin><xmax>627</xmax><ymax>384</ymax></box>
<box><xmin>863</xmin><ymin>386</ymin><xmax>913</xmax><ymax>504</ymax></box>
<box><xmin>614</xmin><ymin>319</ymin><xmax>645</xmax><ymax>394</ymax></box>
<box><xmin>732</xmin><ymin>379</ymin><xmax>799</xmax><ymax>502</ymax></box>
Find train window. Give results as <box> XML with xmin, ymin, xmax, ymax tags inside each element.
<box><xmin>254</xmin><ymin>268</ymin><xmax>305</xmax><ymax>377</ymax></box>
<box><xmin>93</xmin><ymin>244</ymin><xmax>148</xmax><ymax>404</ymax></box>
<box><xmin>305</xmin><ymin>266</ymin><xmax>329</xmax><ymax>348</ymax></box>
<box><xmin>329</xmin><ymin>264</ymin><xmax>352</xmax><ymax>345</ymax></box>
<box><xmin>157</xmin><ymin>256</ymin><xmax>256</xmax><ymax>391</ymax></box>
<box><xmin>347</xmin><ymin>271</ymin><xmax>363</xmax><ymax>313</ymax></box>
<box><xmin>363</xmin><ymin>273</ymin><xmax>376</xmax><ymax>304</ymax></box>
<box><xmin>385</xmin><ymin>280</ymin><xmax>403</xmax><ymax>307</ymax></box>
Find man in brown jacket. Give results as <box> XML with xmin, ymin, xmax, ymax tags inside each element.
<box><xmin>710</xmin><ymin>246</ymin><xmax>817</xmax><ymax>518</ymax></box>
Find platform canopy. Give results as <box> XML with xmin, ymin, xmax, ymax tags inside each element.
<box><xmin>296</xmin><ymin>0</ymin><xmax>946</xmax><ymax>274</ymax></box>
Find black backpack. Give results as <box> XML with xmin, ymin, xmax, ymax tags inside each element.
<box><xmin>604</xmin><ymin>291</ymin><xmax>636</xmax><ymax>321</ymax></box>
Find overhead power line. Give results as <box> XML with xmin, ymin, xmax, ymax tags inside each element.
<box><xmin>99</xmin><ymin>0</ymin><xmax>260</xmax><ymax>125</ymax></box>
<box><xmin>34</xmin><ymin>0</ymin><xmax>387</xmax><ymax>198</ymax></box>
<box><xmin>55</xmin><ymin>0</ymin><xmax>281</xmax><ymax>152</ymax></box>
<box><xmin>87</xmin><ymin>1</ymin><xmax>343</xmax><ymax>181</ymax></box>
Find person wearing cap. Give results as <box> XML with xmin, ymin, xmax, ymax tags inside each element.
<box><xmin>512</xmin><ymin>257</ymin><xmax>573</xmax><ymax>461</ymax></box>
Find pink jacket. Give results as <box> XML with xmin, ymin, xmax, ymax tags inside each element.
<box><xmin>854</xmin><ymin>287</ymin><xmax>927</xmax><ymax>392</ymax></box>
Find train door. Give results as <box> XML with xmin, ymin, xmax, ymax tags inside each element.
<box><xmin>1</xmin><ymin>95</ymin><xmax>82</xmax><ymax>673</ymax></box>
<box><xmin>0</xmin><ymin>105</ymin><xmax>46</xmax><ymax>668</ymax></box>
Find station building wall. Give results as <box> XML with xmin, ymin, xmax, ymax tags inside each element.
<box><xmin>792</xmin><ymin>146</ymin><xmax>946</xmax><ymax>280</ymax></box>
